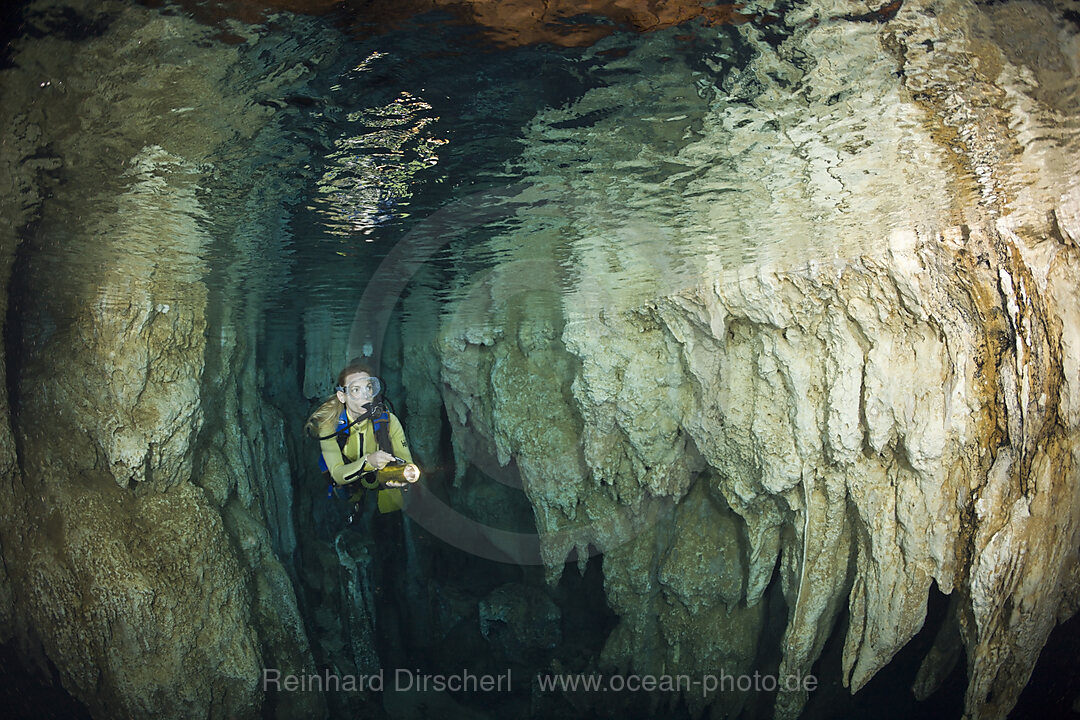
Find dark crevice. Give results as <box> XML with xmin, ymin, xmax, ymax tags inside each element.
<box><xmin>0</xmin><ymin>1</ymin><xmax>31</xmax><ymax>69</ymax></box>
<box><xmin>2</xmin><ymin>218</ymin><xmax>42</xmax><ymax>483</ymax></box>
<box><xmin>743</xmin><ymin>559</ymin><xmax>791</xmax><ymax>720</ymax></box>
<box><xmin>1009</xmin><ymin>611</ymin><xmax>1080</xmax><ymax>719</ymax></box>
<box><xmin>802</xmin><ymin>581</ymin><xmax>967</xmax><ymax>720</ymax></box>
<box><xmin>14</xmin><ymin>2</ymin><xmax>115</xmax><ymax>47</ymax></box>
<box><xmin>837</xmin><ymin>0</ymin><xmax>904</xmax><ymax>23</ymax></box>
<box><xmin>0</xmin><ymin>640</ymin><xmax>92</xmax><ymax>720</ymax></box>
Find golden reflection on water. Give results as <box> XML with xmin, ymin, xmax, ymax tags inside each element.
<box><xmin>312</xmin><ymin>53</ymin><xmax>447</xmax><ymax>238</ymax></box>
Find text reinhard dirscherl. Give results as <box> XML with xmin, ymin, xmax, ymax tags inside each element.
<box><xmin>262</xmin><ymin>668</ymin><xmax>512</xmax><ymax>694</ymax></box>
<box><xmin>262</xmin><ymin>668</ymin><xmax>817</xmax><ymax>698</ymax></box>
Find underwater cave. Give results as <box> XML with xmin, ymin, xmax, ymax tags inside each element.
<box><xmin>1</xmin><ymin>1</ymin><xmax>1079</xmax><ymax>719</ymax></box>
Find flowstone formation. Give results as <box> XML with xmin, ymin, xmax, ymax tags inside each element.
<box><xmin>0</xmin><ymin>2</ymin><xmax>334</xmax><ymax>717</ymax></box>
<box><xmin>402</xmin><ymin>1</ymin><xmax>1080</xmax><ymax>718</ymax></box>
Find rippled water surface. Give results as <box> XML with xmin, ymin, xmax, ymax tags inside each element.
<box><xmin>6</xmin><ymin>0</ymin><xmax>1079</xmax><ymax>349</ymax></box>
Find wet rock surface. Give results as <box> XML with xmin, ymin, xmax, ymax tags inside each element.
<box><xmin>419</xmin><ymin>2</ymin><xmax>1080</xmax><ymax>719</ymax></box>
<box><xmin>0</xmin><ymin>1</ymin><xmax>335</xmax><ymax>717</ymax></box>
<box><xmin>479</xmin><ymin>582</ymin><xmax>561</xmax><ymax>662</ymax></box>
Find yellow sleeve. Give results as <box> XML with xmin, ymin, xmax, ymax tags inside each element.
<box><xmin>389</xmin><ymin>414</ymin><xmax>414</xmax><ymax>464</ymax></box>
<box><xmin>320</xmin><ymin>430</ymin><xmax>368</xmax><ymax>485</ymax></box>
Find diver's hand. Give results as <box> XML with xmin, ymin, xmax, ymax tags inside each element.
<box><xmin>364</xmin><ymin>450</ymin><xmax>395</xmax><ymax>470</ymax></box>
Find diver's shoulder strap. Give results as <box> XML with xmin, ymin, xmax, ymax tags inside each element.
<box><xmin>346</xmin><ymin>407</ymin><xmax>393</xmax><ymax>491</ymax></box>
<box><xmin>372</xmin><ymin>407</ymin><xmax>394</xmax><ymax>455</ymax></box>
<box><xmin>318</xmin><ymin>406</ymin><xmax>354</xmax><ymax>442</ymax></box>
<box><xmin>335</xmin><ymin>408</ymin><xmax>350</xmax><ymax>453</ymax></box>
<box><xmin>322</xmin><ymin>403</ymin><xmax>397</xmax><ymax>498</ymax></box>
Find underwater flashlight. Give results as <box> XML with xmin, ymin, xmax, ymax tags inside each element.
<box><xmin>376</xmin><ymin>460</ymin><xmax>421</xmax><ymax>486</ymax></box>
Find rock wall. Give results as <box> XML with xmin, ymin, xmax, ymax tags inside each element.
<box><xmin>404</xmin><ymin>1</ymin><xmax>1080</xmax><ymax>718</ymax></box>
<box><xmin>0</xmin><ymin>2</ymin><xmax>334</xmax><ymax>717</ymax></box>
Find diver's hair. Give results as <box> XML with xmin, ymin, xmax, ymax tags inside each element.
<box><xmin>304</xmin><ymin>360</ymin><xmax>376</xmax><ymax>438</ymax></box>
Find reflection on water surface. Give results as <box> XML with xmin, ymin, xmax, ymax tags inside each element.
<box><xmin>7</xmin><ymin>0</ymin><xmax>1080</xmax><ymax>346</ymax></box>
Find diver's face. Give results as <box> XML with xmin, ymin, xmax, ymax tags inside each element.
<box><xmin>337</xmin><ymin>372</ymin><xmax>376</xmax><ymax>416</ymax></box>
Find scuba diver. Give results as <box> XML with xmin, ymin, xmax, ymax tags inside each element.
<box><xmin>306</xmin><ymin>361</ymin><xmax>422</xmax><ymax>672</ymax></box>
<box><xmin>305</xmin><ymin>361</ymin><xmax>420</xmax><ymax>520</ymax></box>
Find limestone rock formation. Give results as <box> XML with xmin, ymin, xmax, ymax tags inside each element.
<box><xmin>403</xmin><ymin>2</ymin><xmax>1080</xmax><ymax>719</ymax></box>
<box><xmin>0</xmin><ymin>2</ymin><xmax>334</xmax><ymax>717</ymax></box>
<box><xmin>1</xmin><ymin>0</ymin><xmax>1078</xmax><ymax>719</ymax></box>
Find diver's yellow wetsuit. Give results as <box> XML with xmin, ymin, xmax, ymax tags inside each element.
<box><xmin>320</xmin><ymin>409</ymin><xmax>413</xmax><ymax>513</ymax></box>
